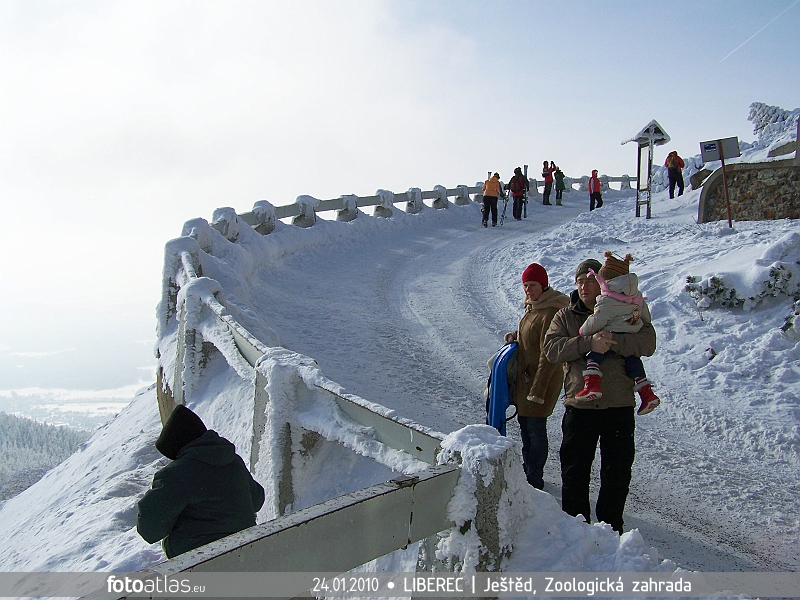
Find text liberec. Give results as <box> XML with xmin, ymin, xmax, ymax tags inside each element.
<box><xmin>403</xmin><ymin>576</ymin><xmax>472</xmax><ymax>593</ymax></box>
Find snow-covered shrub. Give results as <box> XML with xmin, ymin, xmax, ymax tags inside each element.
<box><xmin>685</xmin><ymin>275</ymin><xmax>738</xmax><ymax>309</ymax></box>
<box><xmin>781</xmin><ymin>296</ymin><xmax>800</xmax><ymax>335</ymax></box>
<box><xmin>748</xmin><ymin>102</ymin><xmax>800</xmax><ymax>141</ymax></box>
<box><xmin>686</xmin><ymin>264</ymin><xmax>799</xmax><ymax>311</ymax></box>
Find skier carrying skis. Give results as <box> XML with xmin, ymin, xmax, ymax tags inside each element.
<box><xmin>507</xmin><ymin>166</ymin><xmax>529</xmax><ymax>221</ymax></box>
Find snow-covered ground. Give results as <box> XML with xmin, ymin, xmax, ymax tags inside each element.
<box><xmin>0</xmin><ymin>106</ymin><xmax>798</xmax><ymax>586</ymax></box>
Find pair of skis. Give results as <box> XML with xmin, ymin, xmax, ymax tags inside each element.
<box><xmin>522</xmin><ymin>164</ymin><xmax>528</xmax><ymax>218</ymax></box>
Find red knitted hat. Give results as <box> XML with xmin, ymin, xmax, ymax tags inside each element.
<box><xmin>522</xmin><ymin>263</ymin><xmax>548</xmax><ymax>288</ymax></box>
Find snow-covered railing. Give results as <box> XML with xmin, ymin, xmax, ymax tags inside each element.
<box><xmin>227</xmin><ymin>184</ymin><xmax>480</xmax><ymax>234</ymax></box>
<box><xmin>527</xmin><ymin>173</ymin><xmax>637</xmax><ymax>196</ymax></box>
<box><xmin>208</xmin><ymin>174</ymin><xmax>639</xmax><ymax>239</ymax></box>
<box><xmin>148</xmin><ymin>224</ymin><xmax>528</xmax><ymax>586</ymax></box>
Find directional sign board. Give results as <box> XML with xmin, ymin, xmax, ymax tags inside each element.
<box><xmin>700</xmin><ymin>137</ymin><xmax>740</xmax><ymax>162</ymax></box>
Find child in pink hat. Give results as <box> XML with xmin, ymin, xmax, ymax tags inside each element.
<box><xmin>576</xmin><ymin>252</ymin><xmax>660</xmax><ymax>415</ymax></box>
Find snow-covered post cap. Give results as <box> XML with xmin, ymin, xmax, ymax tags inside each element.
<box><xmin>181</xmin><ymin>217</ymin><xmax>215</xmax><ymax>253</ymax></box>
<box><xmin>374</xmin><ymin>189</ymin><xmax>394</xmax><ymax>218</ymax></box>
<box><xmin>337</xmin><ymin>194</ymin><xmax>359</xmax><ymax>222</ymax></box>
<box><xmin>293</xmin><ymin>195</ymin><xmax>319</xmax><ymax>228</ymax></box>
<box><xmin>619</xmin><ymin>174</ymin><xmax>632</xmax><ymax>190</ymax></box>
<box><xmin>473</xmin><ymin>181</ymin><xmax>484</xmax><ymax>203</ymax></box>
<box><xmin>211</xmin><ymin>207</ymin><xmax>240</xmax><ymax>242</ymax></box>
<box><xmin>455</xmin><ymin>185</ymin><xmax>471</xmax><ymax>206</ymax></box>
<box><xmin>599</xmin><ymin>174</ymin><xmax>610</xmax><ymax>191</ymax></box>
<box><xmin>528</xmin><ymin>178</ymin><xmax>540</xmax><ymax>196</ymax></box>
<box><xmin>436</xmin><ymin>424</ymin><xmax>530</xmax><ymax>571</ymax></box>
<box><xmin>579</xmin><ymin>175</ymin><xmax>589</xmax><ymax>192</ymax></box>
<box><xmin>432</xmin><ymin>184</ymin><xmax>449</xmax><ymax>209</ymax></box>
<box><xmin>406</xmin><ymin>187</ymin><xmax>424</xmax><ymax>214</ymax></box>
<box><xmin>252</xmin><ymin>200</ymin><xmax>276</xmax><ymax>234</ymax></box>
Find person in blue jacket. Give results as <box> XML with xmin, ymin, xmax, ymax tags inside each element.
<box><xmin>137</xmin><ymin>404</ymin><xmax>265</xmax><ymax>559</ymax></box>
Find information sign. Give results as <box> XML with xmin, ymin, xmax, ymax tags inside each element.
<box><xmin>700</xmin><ymin>137</ymin><xmax>740</xmax><ymax>162</ymax></box>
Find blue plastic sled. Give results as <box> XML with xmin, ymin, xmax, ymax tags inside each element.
<box><xmin>486</xmin><ymin>341</ymin><xmax>518</xmax><ymax>436</ymax></box>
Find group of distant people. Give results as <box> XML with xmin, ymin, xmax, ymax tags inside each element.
<box><xmin>481</xmin><ymin>162</ymin><xmax>609</xmax><ymax>225</ymax></box>
<box><xmin>481</xmin><ymin>150</ymin><xmax>687</xmax><ymax>225</ymax></box>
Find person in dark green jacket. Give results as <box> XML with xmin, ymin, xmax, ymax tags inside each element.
<box><xmin>554</xmin><ymin>166</ymin><xmax>566</xmax><ymax>205</ymax></box>
<box><xmin>137</xmin><ymin>405</ymin><xmax>265</xmax><ymax>559</ymax></box>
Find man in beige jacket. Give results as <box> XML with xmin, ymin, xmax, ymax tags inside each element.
<box><xmin>543</xmin><ymin>259</ymin><xmax>656</xmax><ymax>533</ymax></box>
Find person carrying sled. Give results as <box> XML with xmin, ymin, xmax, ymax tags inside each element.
<box><xmin>543</xmin><ymin>258</ymin><xmax>656</xmax><ymax>534</ymax></box>
<box><xmin>542</xmin><ymin>161</ymin><xmax>556</xmax><ymax>205</ymax></box>
<box><xmin>665</xmin><ymin>151</ymin><xmax>685</xmax><ymax>198</ymax></box>
<box><xmin>588</xmin><ymin>169</ymin><xmax>603</xmax><ymax>211</ymax></box>
<box><xmin>575</xmin><ymin>252</ymin><xmax>660</xmax><ymax>416</ymax></box>
<box><xmin>137</xmin><ymin>405</ymin><xmax>265</xmax><ymax>558</ymax></box>
<box><xmin>503</xmin><ymin>263</ymin><xmax>569</xmax><ymax>489</ymax></box>
<box><xmin>481</xmin><ymin>172</ymin><xmax>503</xmax><ymax>227</ymax></box>
<box><xmin>554</xmin><ymin>165</ymin><xmax>566</xmax><ymax>205</ymax></box>
<box><xmin>507</xmin><ymin>167</ymin><xmax>529</xmax><ymax>220</ymax></box>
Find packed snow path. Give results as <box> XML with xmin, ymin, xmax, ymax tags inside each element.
<box><xmin>248</xmin><ymin>196</ymin><xmax>798</xmax><ymax>573</ymax></box>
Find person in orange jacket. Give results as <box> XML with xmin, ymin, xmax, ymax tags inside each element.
<box><xmin>588</xmin><ymin>169</ymin><xmax>603</xmax><ymax>211</ymax></box>
<box><xmin>481</xmin><ymin>172</ymin><xmax>504</xmax><ymax>227</ymax></box>
<box><xmin>664</xmin><ymin>151</ymin><xmax>685</xmax><ymax>198</ymax></box>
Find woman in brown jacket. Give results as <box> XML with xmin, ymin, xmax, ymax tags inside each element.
<box><xmin>505</xmin><ymin>263</ymin><xmax>569</xmax><ymax>489</ymax></box>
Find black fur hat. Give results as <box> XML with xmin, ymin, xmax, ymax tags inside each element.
<box><xmin>155</xmin><ymin>405</ymin><xmax>207</xmax><ymax>460</ymax></box>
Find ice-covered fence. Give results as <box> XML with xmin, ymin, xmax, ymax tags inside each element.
<box><xmin>207</xmin><ymin>175</ymin><xmax>640</xmax><ymax>240</ymax></box>
<box><xmin>226</xmin><ymin>183</ymin><xmax>482</xmax><ymax>235</ymax></box>
<box><xmin>147</xmin><ymin>217</ymin><xmax>530</xmax><ymax>587</ymax></box>
<box><xmin>526</xmin><ymin>173</ymin><xmax>637</xmax><ymax>197</ymax></box>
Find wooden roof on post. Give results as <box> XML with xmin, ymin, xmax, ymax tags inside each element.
<box><xmin>621</xmin><ymin>119</ymin><xmax>671</xmax><ymax>147</ymax></box>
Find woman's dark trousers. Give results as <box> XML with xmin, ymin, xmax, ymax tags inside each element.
<box><xmin>482</xmin><ymin>196</ymin><xmax>498</xmax><ymax>225</ymax></box>
<box><xmin>518</xmin><ymin>415</ymin><xmax>548</xmax><ymax>489</ymax></box>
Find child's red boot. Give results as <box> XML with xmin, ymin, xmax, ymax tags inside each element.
<box><xmin>635</xmin><ymin>378</ymin><xmax>660</xmax><ymax>415</ymax></box>
<box><xmin>576</xmin><ymin>369</ymin><xmax>603</xmax><ymax>401</ymax></box>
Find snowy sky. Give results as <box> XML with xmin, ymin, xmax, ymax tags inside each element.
<box><xmin>1</xmin><ymin>0</ymin><xmax>799</xmax><ymax>397</ymax></box>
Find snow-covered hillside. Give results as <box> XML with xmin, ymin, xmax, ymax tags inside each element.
<box><xmin>0</xmin><ymin>105</ymin><xmax>798</xmax><ymax>584</ymax></box>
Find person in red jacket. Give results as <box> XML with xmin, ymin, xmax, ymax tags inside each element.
<box><xmin>664</xmin><ymin>151</ymin><xmax>685</xmax><ymax>198</ymax></box>
<box><xmin>588</xmin><ymin>169</ymin><xmax>603</xmax><ymax>211</ymax></box>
